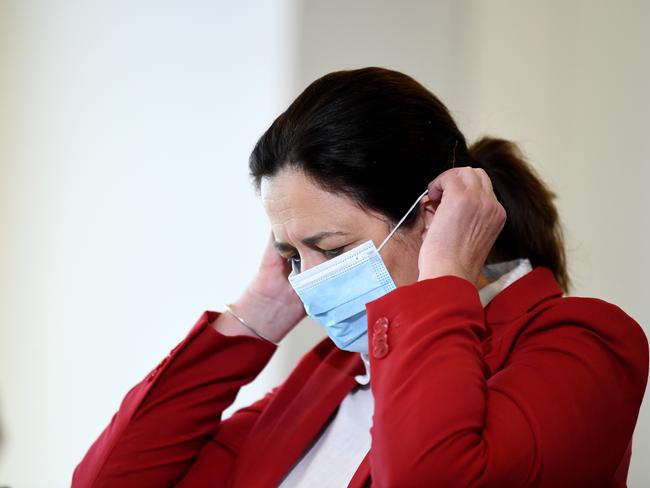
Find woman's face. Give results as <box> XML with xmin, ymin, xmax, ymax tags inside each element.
<box><xmin>261</xmin><ymin>167</ymin><xmax>430</xmax><ymax>288</ymax></box>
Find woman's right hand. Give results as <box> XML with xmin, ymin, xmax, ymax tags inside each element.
<box><xmin>212</xmin><ymin>230</ymin><xmax>306</xmax><ymax>343</ymax></box>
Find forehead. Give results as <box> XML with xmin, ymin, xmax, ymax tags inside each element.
<box><xmin>260</xmin><ymin>168</ymin><xmax>370</xmax><ymax>237</ymax></box>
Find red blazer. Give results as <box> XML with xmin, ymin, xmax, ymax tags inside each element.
<box><xmin>72</xmin><ymin>267</ymin><xmax>648</xmax><ymax>487</ymax></box>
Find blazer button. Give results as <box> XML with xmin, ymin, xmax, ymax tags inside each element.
<box><xmin>372</xmin><ymin>316</ymin><xmax>390</xmax><ymax>358</ymax></box>
<box><xmin>372</xmin><ymin>330</ymin><xmax>387</xmax><ymax>346</ymax></box>
<box><xmin>373</xmin><ymin>341</ymin><xmax>389</xmax><ymax>358</ymax></box>
<box><xmin>373</xmin><ymin>316</ymin><xmax>389</xmax><ymax>333</ymax></box>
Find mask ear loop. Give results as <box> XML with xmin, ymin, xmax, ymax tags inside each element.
<box><xmin>377</xmin><ymin>189</ymin><xmax>429</xmax><ymax>253</ymax></box>
<box><xmin>377</xmin><ymin>139</ymin><xmax>458</xmax><ymax>254</ymax></box>
<box><xmin>451</xmin><ymin>139</ymin><xmax>458</xmax><ymax>168</ymax></box>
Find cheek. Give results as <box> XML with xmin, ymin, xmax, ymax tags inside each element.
<box><xmin>384</xmin><ymin>244</ymin><xmax>420</xmax><ymax>287</ymax></box>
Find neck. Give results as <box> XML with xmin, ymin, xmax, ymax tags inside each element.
<box><xmin>477</xmin><ymin>271</ymin><xmax>490</xmax><ymax>289</ymax></box>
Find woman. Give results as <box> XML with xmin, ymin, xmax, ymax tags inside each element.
<box><xmin>72</xmin><ymin>67</ymin><xmax>648</xmax><ymax>487</ymax></box>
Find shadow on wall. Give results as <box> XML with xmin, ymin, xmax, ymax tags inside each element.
<box><xmin>0</xmin><ymin>396</ymin><xmax>7</xmax><ymax>488</ymax></box>
<box><xmin>0</xmin><ymin>397</ymin><xmax>4</xmax><ymax>460</ymax></box>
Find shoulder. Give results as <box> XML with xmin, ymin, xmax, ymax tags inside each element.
<box><xmin>528</xmin><ymin>294</ymin><xmax>647</xmax><ymax>347</ymax></box>
<box><xmin>521</xmin><ymin>294</ymin><xmax>649</xmax><ymax>388</ymax></box>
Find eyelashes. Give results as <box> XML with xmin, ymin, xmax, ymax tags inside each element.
<box><xmin>287</xmin><ymin>255</ymin><xmax>300</xmax><ymax>273</ymax></box>
<box><xmin>286</xmin><ymin>246</ymin><xmax>346</xmax><ymax>272</ymax></box>
<box><xmin>323</xmin><ymin>246</ymin><xmax>346</xmax><ymax>258</ymax></box>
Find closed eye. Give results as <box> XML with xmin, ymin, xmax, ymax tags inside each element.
<box><xmin>322</xmin><ymin>246</ymin><xmax>345</xmax><ymax>258</ymax></box>
<box><xmin>286</xmin><ymin>246</ymin><xmax>347</xmax><ymax>273</ymax></box>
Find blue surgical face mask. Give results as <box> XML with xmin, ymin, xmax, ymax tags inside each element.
<box><xmin>287</xmin><ymin>189</ymin><xmax>429</xmax><ymax>353</ymax></box>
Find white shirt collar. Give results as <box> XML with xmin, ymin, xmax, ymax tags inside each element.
<box><xmin>355</xmin><ymin>258</ymin><xmax>533</xmax><ymax>385</ymax></box>
<box><xmin>478</xmin><ymin>258</ymin><xmax>533</xmax><ymax>307</ymax></box>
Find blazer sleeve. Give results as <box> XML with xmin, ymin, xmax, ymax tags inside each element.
<box><xmin>364</xmin><ymin>276</ymin><xmax>649</xmax><ymax>488</ymax></box>
<box><xmin>71</xmin><ymin>310</ymin><xmax>278</xmax><ymax>488</ymax></box>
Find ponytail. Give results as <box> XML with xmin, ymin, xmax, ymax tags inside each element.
<box><xmin>468</xmin><ymin>137</ymin><xmax>571</xmax><ymax>293</ymax></box>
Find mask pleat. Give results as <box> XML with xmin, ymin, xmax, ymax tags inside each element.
<box><xmin>296</xmin><ymin>258</ymin><xmax>383</xmax><ymax>315</ymax></box>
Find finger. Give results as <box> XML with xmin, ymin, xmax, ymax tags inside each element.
<box><xmin>456</xmin><ymin>166</ymin><xmax>485</xmax><ymax>190</ymax></box>
<box><xmin>473</xmin><ymin>167</ymin><xmax>494</xmax><ymax>192</ymax></box>
<box><xmin>428</xmin><ymin>166</ymin><xmax>486</xmax><ymax>203</ymax></box>
<box><xmin>427</xmin><ymin>168</ymin><xmax>467</xmax><ymax>202</ymax></box>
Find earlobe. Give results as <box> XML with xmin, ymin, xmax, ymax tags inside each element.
<box><xmin>420</xmin><ymin>196</ymin><xmax>437</xmax><ymax>229</ymax></box>
<box><xmin>413</xmin><ymin>194</ymin><xmax>437</xmax><ymax>242</ymax></box>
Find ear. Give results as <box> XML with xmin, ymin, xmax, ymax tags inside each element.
<box><xmin>419</xmin><ymin>195</ymin><xmax>438</xmax><ymax>234</ymax></box>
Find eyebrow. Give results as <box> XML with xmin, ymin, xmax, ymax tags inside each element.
<box><xmin>273</xmin><ymin>231</ymin><xmax>350</xmax><ymax>253</ymax></box>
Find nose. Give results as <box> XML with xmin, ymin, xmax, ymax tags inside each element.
<box><xmin>296</xmin><ymin>255</ymin><xmax>328</xmax><ymax>274</ymax></box>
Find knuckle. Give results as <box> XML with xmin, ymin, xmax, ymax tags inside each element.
<box><xmin>496</xmin><ymin>203</ymin><xmax>507</xmax><ymax>222</ymax></box>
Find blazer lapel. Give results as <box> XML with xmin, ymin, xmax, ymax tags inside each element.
<box><xmin>233</xmin><ymin>347</ymin><xmax>366</xmax><ymax>487</ymax></box>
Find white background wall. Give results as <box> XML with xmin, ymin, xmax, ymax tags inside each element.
<box><xmin>1</xmin><ymin>1</ymin><xmax>648</xmax><ymax>486</ymax></box>
<box><xmin>0</xmin><ymin>1</ymin><xmax>302</xmax><ymax>486</ymax></box>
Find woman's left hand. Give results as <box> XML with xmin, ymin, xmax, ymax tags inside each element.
<box><xmin>417</xmin><ymin>166</ymin><xmax>507</xmax><ymax>287</ymax></box>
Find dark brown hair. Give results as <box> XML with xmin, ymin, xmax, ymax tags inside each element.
<box><xmin>249</xmin><ymin>67</ymin><xmax>571</xmax><ymax>293</ymax></box>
